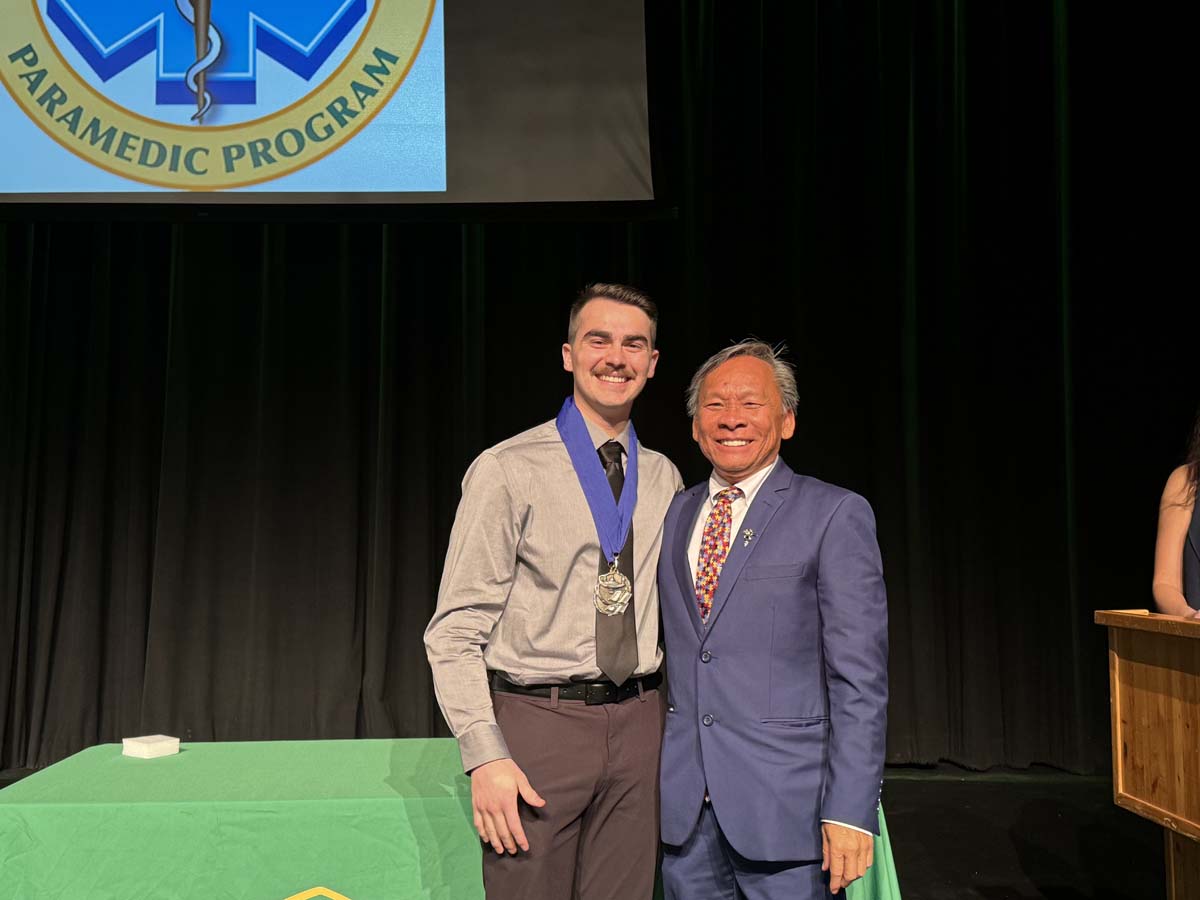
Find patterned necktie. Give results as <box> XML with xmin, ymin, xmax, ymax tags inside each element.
<box><xmin>694</xmin><ymin>487</ymin><xmax>743</xmax><ymax>621</ymax></box>
<box><xmin>595</xmin><ymin>440</ymin><xmax>638</xmax><ymax>685</ymax></box>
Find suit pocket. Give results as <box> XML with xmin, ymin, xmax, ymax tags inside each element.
<box><xmin>760</xmin><ymin>716</ymin><xmax>829</xmax><ymax>727</ymax></box>
<box><xmin>744</xmin><ymin>563</ymin><xmax>807</xmax><ymax>581</ymax></box>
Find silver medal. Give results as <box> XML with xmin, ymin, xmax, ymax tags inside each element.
<box><xmin>594</xmin><ymin>560</ymin><xmax>633</xmax><ymax>616</ymax></box>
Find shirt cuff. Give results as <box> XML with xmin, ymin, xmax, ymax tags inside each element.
<box><xmin>821</xmin><ymin>819</ymin><xmax>873</xmax><ymax>836</ymax></box>
<box><xmin>458</xmin><ymin>723</ymin><xmax>511</xmax><ymax>773</ymax></box>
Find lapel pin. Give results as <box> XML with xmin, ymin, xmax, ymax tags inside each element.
<box><xmin>742</xmin><ymin>528</ymin><xmax>755</xmax><ymax>547</ymax></box>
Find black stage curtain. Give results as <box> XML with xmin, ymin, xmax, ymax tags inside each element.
<box><xmin>1</xmin><ymin>3</ymin><xmax>1193</xmax><ymax>773</ymax></box>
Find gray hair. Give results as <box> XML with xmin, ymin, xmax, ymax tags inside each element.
<box><xmin>685</xmin><ymin>340</ymin><xmax>799</xmax><ymax>417</ymax></box>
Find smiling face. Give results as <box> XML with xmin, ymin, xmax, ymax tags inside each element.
<box><xmin>562</xmin><ymin>298</ymin><xmax>659</xmax><ymax>428</ymax></box>
<box><xmin>692</xmin><ymin>355</ymin><xmax>795</xmax><ymax>483</ymax></box>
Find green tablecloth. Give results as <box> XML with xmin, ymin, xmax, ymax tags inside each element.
<box><xmin>0</xmin><ymin>739</ymin><xmax>901</xmax><ymax>900</ymax></box>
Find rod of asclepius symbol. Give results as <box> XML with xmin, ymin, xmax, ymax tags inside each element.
<box><xmin>175</xmin><ymin>0</ymin><xmax>222</xmax><ymax>122</ymax></box>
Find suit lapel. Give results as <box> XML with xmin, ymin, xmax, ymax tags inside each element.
<box><xmin>701</xmin><ymin>460</ymin><xmax>794</xmax><ymax>641</ymax></box>
<box><xmin>674</xmin><ymin>485</ymin><xmax>708</xmax><ymax>641</ymax></box>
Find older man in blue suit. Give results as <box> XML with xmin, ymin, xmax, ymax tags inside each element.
<box><xmin>659</xmin><ymin>340</ymin><xmax>888</xmax><ymax>899</ymax></box>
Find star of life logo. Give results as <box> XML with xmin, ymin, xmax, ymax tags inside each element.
<box><xmin>0</xmin><ymin>0</ymin><xmax>434</xmax><ymax>188</ymax></box>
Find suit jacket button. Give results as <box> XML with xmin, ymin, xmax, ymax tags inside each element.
<box><xmin>701</xmin><ymin>650</ymin><xmax>712</xmax><ymax>663</ymax></box>
<box><xmin>702</xmin><ymin>714</ymin><xmax>714</xmax><ymax>726</ymax></box>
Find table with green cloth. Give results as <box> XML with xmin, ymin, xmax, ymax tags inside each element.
<box><xmin>0</xmin><ymin>739</ymin><xmax>901</xmax><ymax>900</ymax></box>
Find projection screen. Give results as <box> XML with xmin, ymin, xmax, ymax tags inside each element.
<box><xmin>0</xmin><ymin>0</ymin><xmax>652</xmax><ymax>203</ymax></box>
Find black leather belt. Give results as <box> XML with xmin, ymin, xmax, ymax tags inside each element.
<box><xmin>489</xmin><ymin>671</ymin><xmax>662</xmax><ymax>705</ymax></box>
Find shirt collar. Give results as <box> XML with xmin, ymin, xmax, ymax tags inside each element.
<box><xmin>707</xmin><ymin>457</ymin><xmax>779</xmax><ymax>506</ymax></box>
<box><xmin>583</xmin><ymin>416</ymin><xmax>630</xmax><ymax>454</ymax></box>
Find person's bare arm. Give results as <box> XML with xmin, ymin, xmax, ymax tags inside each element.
<box><xmin>1152</xmin><ymin>465</ymin><xmax>1196</xmax><ymax>617</ymax></box>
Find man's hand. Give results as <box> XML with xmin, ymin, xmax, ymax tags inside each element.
<box><xmin>470</xmin><ymin>758</ymin><xmax>546</xmax><ymax>854</ymax></box>
<box><xmin>822</xmin><ymin>822</ymin><xmax>874</xmax><ymax>894</ymax></box>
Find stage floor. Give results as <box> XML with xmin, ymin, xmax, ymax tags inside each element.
<box><xmin>883</xmin><ymin>764</ymin><xmax>1163</xmax><ymax>899</ymax></box>
<box><xmin>1</xmin><ymin>761</ymin><xmax>1163</xmax><ymax>899</ymax></box>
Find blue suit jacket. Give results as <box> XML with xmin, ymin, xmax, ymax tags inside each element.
<box><xmin>659</xmin><ymin>459</ymin><xmax>888</xmax><ymax>861</ymax></box>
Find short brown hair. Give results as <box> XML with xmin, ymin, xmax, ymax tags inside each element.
<box><xmin>567</xmin><ymin>283</ymin><xmax>658</xmax><ymax>346</ymax></box>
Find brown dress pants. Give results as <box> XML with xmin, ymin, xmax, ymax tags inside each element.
<box><xmin>483</xmin><ymin>686</ymin><xmax>665</xmax><ymax>900</ymax></box>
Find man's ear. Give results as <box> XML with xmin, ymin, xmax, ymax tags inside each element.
<box><xmin>646</xmin><ymin>349</ymin><xmax>660</xmax><ymax>379</ymax></box>
<box><xmin>691</xmin><ymin>416</ymin><xmax>700</xmax><ymax>443</ymax></box>
<box><xmin>562</xmin><ymin>343</ymin><xmax>574</xmax><ymax>373</ymax></box>
<box><xmin>782</xmin><ymin>411</ymin><xmax>796</xmax><ymax>440</ymax></box>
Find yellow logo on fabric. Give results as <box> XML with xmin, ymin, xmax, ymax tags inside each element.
<box><xmin>283</xmin><ymin>889</ymin><xmax>353</xmax><ymax>900</ymax></box>
<box><xmin>0</xmin><ymin>0</ymin><xmax>434</xmax><ymax>190</ymax></box>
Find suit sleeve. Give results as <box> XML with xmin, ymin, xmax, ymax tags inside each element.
<box><xmin>816</xmin><ymin>492</ymin><xmax>888</xmax><ymax>833</ymax></box>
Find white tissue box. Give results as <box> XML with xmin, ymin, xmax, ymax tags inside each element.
<box><xmin>121</xmin><ymin>735</ymin><xmax>180</xmax><ymax>759</ymax></box>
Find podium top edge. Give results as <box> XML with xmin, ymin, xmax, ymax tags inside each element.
<box><xmin>1095</xmin><ymin>608</ymin><xmax>1200</xmax><ymax>636</ymax></box>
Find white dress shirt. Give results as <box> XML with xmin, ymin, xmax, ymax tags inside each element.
<box><xmin>687</xmin><ymin>458</ymin><xmax>779</xmax><ymax>577</ymax></box>
<box><xmin>686</xmin><ymin>456</ymin><xmax>872</xmax><ymax>837</ymax></box>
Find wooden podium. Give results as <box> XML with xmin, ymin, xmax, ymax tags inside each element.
<box><xmin>1096</xmin><ymin>610</ymin><xmax>1200</xmax><ymax>898</ymax></box>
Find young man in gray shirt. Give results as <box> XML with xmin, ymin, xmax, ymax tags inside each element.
<box><xmin>425</xmin><ymin>283</ymin><xmax>682</xmax><ymax>900</ymax></box>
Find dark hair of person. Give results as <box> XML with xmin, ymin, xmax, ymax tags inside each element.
<box><xmin>567</xmin><ymin>283</ymin><xmax>658</xmax><ymax>347</ymax></box>
<box><xmin>1185</xmin><ymin>407</ymin><xmax>1200</xmax><ymax>501</ymax></box>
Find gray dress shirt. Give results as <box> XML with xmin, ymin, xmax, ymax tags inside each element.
<box><xmin>425</xmin><ymin>416</ymin><xmax>683</xmax><ymax>772</ymax></box>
